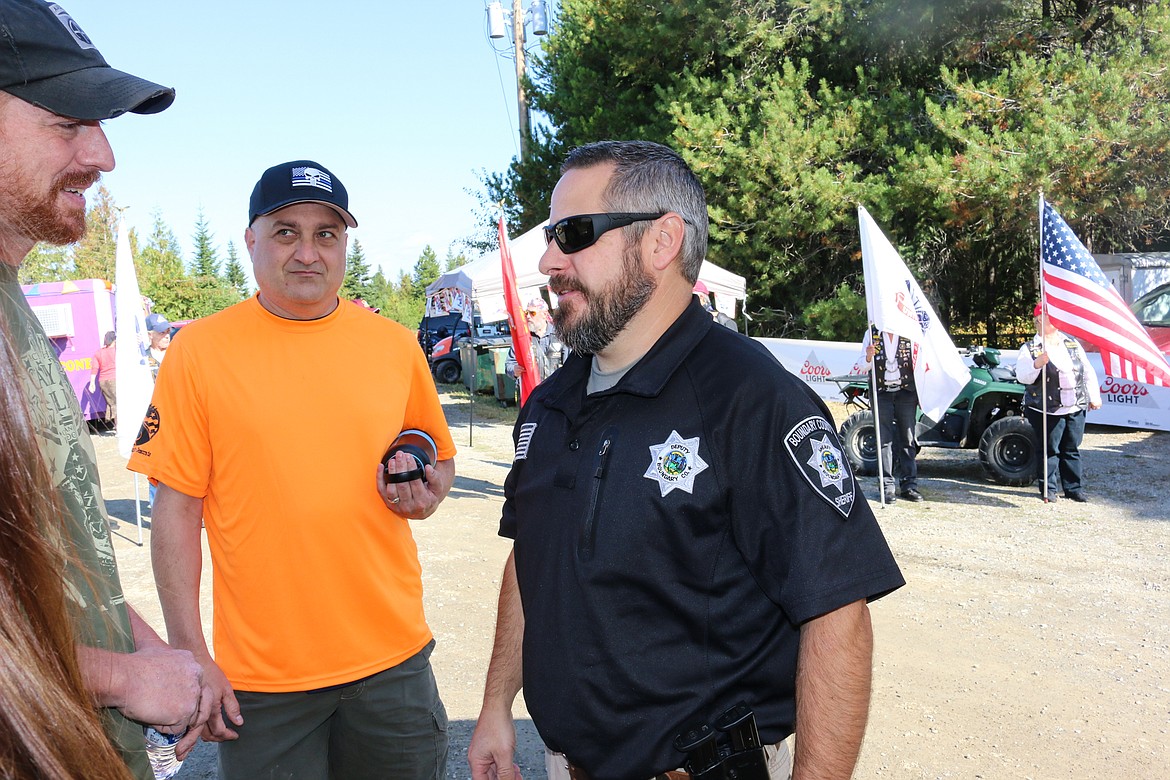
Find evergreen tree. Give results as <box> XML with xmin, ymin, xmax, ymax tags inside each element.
<box><xmin>18</xmin><ymin>244</ymin><xmax>71</xmax><ymax>283</ymax></box>
<box><xmin>134</xmin><ymin>211</ymin><xmax>241</xmax><ymax>320</ymax></box>
<box><xmin>341</xmin><ymin>239</ymin><xmax>372</xmax><ymax>300</ymax></box>
<box><xmin>380</xmin><ymin>269</ymin><xmax>423</xmax><ymax>327</ymax></box>
<box><xmin>137</xmin><ymin>212</ymin><xmax>187</xmax><ymax>317</ymax></box>
<box><xmin>484</xmin><ymin>0</ymin><xmax>1170</xmax><ymax>341</ymax></box>
<box><xmin>223</xmin><ymin>240</ymin><xmax>249</xmax><ymax>298</ymax></box>
<box><xmin>366</xmin><ymin>268</ymin><xmax>393</xmax><ymax>315</ymax></box>
<box><xmin>410</xmin><ymin>245</ymin><xmax>441</xmax><ymax>300</ymax></box>
<box><xmin>444</xmin><ymin>248</ymin><xmax>469</xmax><ymax>271</ymax></box>
<box><xmin>190</xmin><ymin>208</ymin><xmax>219</xmax><ymax>278</ymax></box>
<box><xmin>70</xmin><ymin>185</ymin><xmax>117</xmax><ymax>281</ymax></box>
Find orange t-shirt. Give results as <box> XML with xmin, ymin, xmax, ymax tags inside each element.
<box><xmin>128</xmin><ymin>297</ymin><xmax>456</xmax><ymax>692</ymax></box>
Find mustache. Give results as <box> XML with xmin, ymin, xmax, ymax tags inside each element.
<box><xmin>548</xmin><ymin>274</ymin><xmax>585</xmax><ymax>297</ymax></box>
<box><xmin>54</xmin><ymin>170</ymin><xmax>100</xmax><ymax>192</ymax></box>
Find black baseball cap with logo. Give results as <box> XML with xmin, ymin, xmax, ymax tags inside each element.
<box><xmin>248</xmin><ymin>160</ymin><xmax>359</xmax><ymax>228</ymax></box>
<box><xmin>0</xmin><ymin>0</ymin><xmax>175</xmax><ymax>120</ymax></box>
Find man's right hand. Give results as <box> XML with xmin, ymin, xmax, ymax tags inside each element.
<box><xmin>169</xmin><ymin>653</ymin><xmax>243</xmax><ymax>760</ymax></box>
<box><xmin>468</xmin><ymin>704</ymin><xmax>522</xmax><ymax>780</ymax></box>
<box><xmin>190</xmin><ymin>654</ymin><xmax>243</xmax><ymax>744</ymax></box>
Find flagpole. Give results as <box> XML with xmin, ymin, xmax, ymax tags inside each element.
<box><xmin>868</xmin><ymin>326</ymin><xmax>888</xmax><ymax>507</ymax></box>
<box><xmin>113</xmin><ymin>208</ymin><xmax>153</xmax><ymax>545</ymax></box>
<box><xmin>1037</xmin><ymin>192</ymin><xmax>1050</xmax><ymax>503</ymax></box>
<box><xmin>134</xmin><ymin>473</ymin><xmax>144</xmax><ymax>546</ymax></box>
<box><xmin>859</xmin><ymin>207</ymin><xmax>886</xmax><ymax>507</ymax></box>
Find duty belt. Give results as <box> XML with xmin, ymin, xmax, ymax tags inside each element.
<box><xmin>566</xmin><ymin>763</ymin><xmax>686</xmax><ymax>780</ymax></box>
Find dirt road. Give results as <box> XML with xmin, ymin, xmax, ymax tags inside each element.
<box><xmin>96</xmin><ymin>392</ymin><xmax>1170</xmax><ymax>779</ymax></box>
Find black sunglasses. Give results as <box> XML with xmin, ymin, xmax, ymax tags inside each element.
<box><xmin>543</xmin><ymin>212</ymin><xmax>665</xmax><ymax>254</ymax></box>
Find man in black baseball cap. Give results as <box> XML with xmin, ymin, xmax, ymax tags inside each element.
<box><xmin>0</xmin><ymin>3</ymin><xmax>205</xmax><ymax>780</ymax></box>
<box><xmin>135</xmin><ymin>155</ymin><xmax>457</xmax><ymax>780</ymax></box>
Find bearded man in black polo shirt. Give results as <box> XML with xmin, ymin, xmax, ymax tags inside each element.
<box><xmin>468</xmin><ymin>140</ymin><xmax>904</xmax><ymax>780</ymax></box>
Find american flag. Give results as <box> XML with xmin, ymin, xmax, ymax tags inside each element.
<box><xmin>1041</xmin><ymin>200</ymin><xmax>1170</xmax><ymax>386</ymax></box>
<box><xmin>291</xmin><ymin>166</ymin><xmax>332</xmax><ymax>192</ymax></box>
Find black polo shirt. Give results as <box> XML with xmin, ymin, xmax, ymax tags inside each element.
<box><xmin>501</xmin><ymin>300</ymin><xmax>904</xmax><ymax>780</ymax></box>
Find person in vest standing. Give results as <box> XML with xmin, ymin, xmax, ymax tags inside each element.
<box><xmin>505</xmin><ymin>297</ymin><xmax>565</xmax><ymax>384</ymax></box>
<box><xmin>1015</xmin><ymin>302</ymin><xmax>1102</xmax><ymax>503</ymax></box>
<box><xmin>862</xmin><ymin>326</ymin><xmax>923</xmax><ymax>502</ymax></box>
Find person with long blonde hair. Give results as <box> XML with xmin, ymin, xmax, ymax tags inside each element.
<box><xmin>1</xmin><ymin>2</ymin><xmax>209</xmax><ymax>776</ymax></box>
<box><xmin>0</xmin><ymin>328</ymin><xmax>132</xmax><ymax>780</ymax></box>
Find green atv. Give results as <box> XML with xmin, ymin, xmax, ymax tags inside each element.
<box><xmin>835</xmin><ymin>346</ymin><xmax>1037</xmax><ymax>486</ymax></box>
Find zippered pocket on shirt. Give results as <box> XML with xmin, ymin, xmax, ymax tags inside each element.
<box><xmin>578</xmin><ymin>430</ymin><xmax>615</xmax><ymax>561</ymax></box>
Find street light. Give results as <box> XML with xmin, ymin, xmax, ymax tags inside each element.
<box><xmin>485</xmin><ymin>0</ymin><xmax>549</xmax><ymax>163</ymax></box>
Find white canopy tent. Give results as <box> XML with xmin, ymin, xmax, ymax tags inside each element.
<box><xmin>425</xmin><ymin>224</ymin><xmax>747</xmax><ymax>322</ymax></box>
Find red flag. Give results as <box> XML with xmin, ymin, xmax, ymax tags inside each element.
<box><xmin>500</xmin><ymin>217</ymin><xmax>539</xmax><ymax>405</ymax></box>
<box><xmin>1041</xmin><ymin>200</ymin><xmax>1170</xmax><ymax>386</ymax></box>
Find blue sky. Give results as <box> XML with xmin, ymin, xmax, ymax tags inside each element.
<box><xmin>68</xmin><ymin>0</ymin><xmax>553</xmax><ymax>283</ymax></box>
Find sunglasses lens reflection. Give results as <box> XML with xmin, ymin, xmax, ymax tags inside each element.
<box><xmin>548</xmin><ymin>216</ymin><xmax>595</xmax><ymax>253</ymax></box>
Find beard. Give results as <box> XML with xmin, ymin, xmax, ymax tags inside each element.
<box><xmin>551</xmin><ymin>242</ymin><xmax>656</xmax><ymax>356</ymax></box>
<box><xmin>0</xmin><ymin>168</ymin><xmax>97</xmax><ymax>247</ymax></box>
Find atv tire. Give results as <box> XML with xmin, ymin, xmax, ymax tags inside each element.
<box><xmin>434</xmin><ymin>359</ymin><xmax>462</xmax><ymax>385</ymax></box>
<box><xmin>839</xmin><ymin>410</ymin><xmax>878</xmax><ymax>476</ymax></box>
<box><xmin>978</xmin><ymin>416</ymin><xmax>1037</xmax><ymax>486</ymax></box>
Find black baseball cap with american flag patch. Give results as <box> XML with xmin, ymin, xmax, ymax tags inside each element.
<box><xmin>248</xmin><ymin>160</ymin><xmax>358</xmax><ymax>228</ymax></box>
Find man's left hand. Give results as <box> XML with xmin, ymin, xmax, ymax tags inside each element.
<box><xmin>376</xmin><ymin>453</ymin><xmax>453</xmax><ymax>519</ymax></box>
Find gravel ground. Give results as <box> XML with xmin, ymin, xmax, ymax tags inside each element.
<box><xmin>95</xmin><ymin>391</ymin><xmax>1170</xmax><ymax>779</ymax></box>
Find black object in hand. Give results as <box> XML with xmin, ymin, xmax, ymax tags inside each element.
<box><xmin>381</xmin><ymin>429</ymin><xmax>437</xmax><ymax>484</ymax></box>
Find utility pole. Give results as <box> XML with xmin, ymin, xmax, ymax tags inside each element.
<box><xmin>487</xmin><ymin>0</ymin><xmax>547</xmax><ymax>164</ymax></box>
<box><xmin>512</xmin><ymin>0</ymin><xmax>530</xmax><ymax>162</ymax></box>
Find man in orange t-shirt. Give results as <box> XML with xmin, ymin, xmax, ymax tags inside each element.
<box><xmin>129</xmin><ymin>160</ymin><xmax>456</xmax><ymax>780</ymax></box>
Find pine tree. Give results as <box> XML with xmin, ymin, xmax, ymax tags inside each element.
<box><xmin>444</xmin><ymin>248</ymin><xmax>469</xmax><ymax>271</ymax></box>
<box><xmin>379</xmin><ymin>269</ymin><xmax>424</xmax><ymax>327</ymax></box>
<box><xmin>70</xmin><ymin>185</ymin><xmax>117</xmax><ymax>281</ymax></box>
<box><xmin>410</xmin><ymin>246</ymin><xmax>441</xmax><ymax>300</ymax></box>
<box><xmin>487</xmin><ymin>0</ymin><xmax>1170</xmax><ymax>340</ymax></box>
<box><xmin>366</xmin><ymin>268</ymin><xmax>392</xmax><ymax>315</ymax></box>
<box><xmin>18</xmin><ymin>243</ymin><xmax>71</xmax><ymax>283</ymax></box>
<box><xmin>223</xmin><ymin>240</ymin><xmax>249</xmax><ymax>298</ymax></box>
<box><xmin>136</xmin><ymin>212</ymin><xmax>186</xmax><ymax>315</ymax></box>
<box><xmin>341</xmin><ymin>239</ymin><xmax>372</xmax><ymax>300</ymax></box>
<box><xmin>190</xmin><ymin>209</ymin><xmax>219</xmax><ymax>278</ymax></box>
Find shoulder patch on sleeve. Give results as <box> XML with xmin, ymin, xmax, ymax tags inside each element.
<box><xmin>784</xmin><ymin>415</ymin><xmax>856</xmax><ymax>518</ymax></box>
<box><xmin>514</xmin><ymin>422</ymin><xmax>537</xmax><ymax>461</ymax></box>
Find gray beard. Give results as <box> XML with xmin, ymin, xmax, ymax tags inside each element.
<box><xmin>552</xmin><ymin>244</ymin><xmax>655</xmax><ymax>356</ymax></box>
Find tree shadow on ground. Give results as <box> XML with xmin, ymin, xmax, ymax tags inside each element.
<box><xmin>450</xmin><ymin>475</ymin><xmax>506</xmax><ymax>500</ymax></box>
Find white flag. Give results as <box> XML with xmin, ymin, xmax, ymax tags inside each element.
<box><xmin>113</xmin><ymin>214</ymin><xmax>154</xmax><ymax>459</ymax></box>
<box><xmin>858</xmin><ymin>205</ymin><xmax>969</xmax><ymax>422</ymax></box>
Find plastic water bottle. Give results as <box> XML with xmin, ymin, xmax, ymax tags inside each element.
<box><xmin>143</xmin><ymin>727</ymin><xmax>184</xmax><ymax>779</ymax></box>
